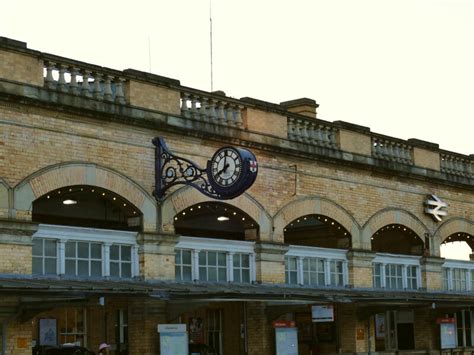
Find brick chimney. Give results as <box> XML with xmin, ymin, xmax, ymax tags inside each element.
<box><xmin>280</xmin><ymin>98</ymin><xmax>319</xmax><ymax>118</ymax></box>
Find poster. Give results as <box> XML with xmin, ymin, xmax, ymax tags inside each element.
<box><xmin>440</xmin><ymin>323</ymin><xmax>457</xmax><ymax>349</ymax></box>
<box><xmin>39</xmin><ymin>318</ymin><xmax>57</xmax><ymax>346</ymax></box>
<box><xmin>312</xmin><ymin>305</ymin><xmax>334</xmax><ymax>322</ymax></box>
<box><xmin>375</xmin><ymin>313</ymin><xmax>385</xmax><ymax>339</ymax></box>
<box><xmin>189</xmin><ymin>317</ymin><xmax>204</xmax><ymax>344</ymax></box>
<box><xmin>158</xmin><ymin>324</ymin><xmax>188</xmax><ymax>355</ymax></box>
<box><xmin>275</xmin><ymin>328</ymin><xmax>298</xmax><ymax>355</ymax></box>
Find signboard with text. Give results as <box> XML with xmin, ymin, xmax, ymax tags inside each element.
<box><xmin>312</xmin><ymin>305</ymin><xmax>334</xmax><ymax>322</ymax></box>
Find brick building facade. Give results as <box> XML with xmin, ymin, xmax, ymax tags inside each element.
<box><xmin>0</xmin><ymin>36</ymin><xmax>473</xmax><ymax>354</ymax></box>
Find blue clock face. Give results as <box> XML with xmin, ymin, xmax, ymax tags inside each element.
<box><xmin>207</xmin><ymin>146</ymin><xmax>258</xmax><ymax>199</ymax></box>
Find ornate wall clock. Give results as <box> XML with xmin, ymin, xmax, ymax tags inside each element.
<box><xmin>153</xmin><ymin>138</ymin><xmax>258</xmax><ymax>200</ymax></box>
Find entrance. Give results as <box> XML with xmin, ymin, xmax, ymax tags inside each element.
<box><xmin>375</xmin><ymin>310</ymin><xmax>415</xmax><ymax>351</ymax></box>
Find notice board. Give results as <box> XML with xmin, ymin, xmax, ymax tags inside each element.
<box><xmin>158</xmin><ymin>324</ymin><xmax>188</xmax><ymax>355</ymax></box>
<box><xmin>440</xmin><ymin>323</ymin><xmax>457</xmax><ymax>349</ymax></box>
<box><xmin>275</xmin><ymin>327</ymin><xmax>298</xmax><ymax>355</ymax></box>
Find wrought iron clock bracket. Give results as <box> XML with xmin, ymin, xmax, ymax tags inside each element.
<box><xmin>152</xmin><ymin>137</ymin><xmax>222</xmax><ymax>201</ymax></box>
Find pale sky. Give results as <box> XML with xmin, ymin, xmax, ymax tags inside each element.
<box><xmin>1</xmin><ymin>0</ymin><xmax>472</xmax><ymax>155</ymax></box>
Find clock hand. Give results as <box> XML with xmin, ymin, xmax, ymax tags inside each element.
<box><xmin>217</xmin><ymin>163</ymin><xmax>230</xmax><ymax>176</ymax></box>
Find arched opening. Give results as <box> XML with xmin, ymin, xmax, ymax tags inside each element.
<box><xmin>440</xmin><ymin>232</ymin><xmax>474</xmax><ymax>260</ymax></box>
<box><xmin>174</xmin><ymin>202</ymin><xmax>259</xmax><ymax>241</ymax></box>
<box><xmin>371</xmin><ymin>224</ymin><xmax>424</xmax><ymax>255</ymax></box>
<box><xmin>284</xmin><ymin>214</ymin><xmax>351</xmax><ymax>249</ymax></box>
<box><xmin>32</xmin><ymin>185</ymin><xmax>142</xmax><ymax>232</ymax></box>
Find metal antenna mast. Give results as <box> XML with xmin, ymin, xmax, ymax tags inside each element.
<box><xmin>209</xmin><ymin>0</ymin><xmax>214</xmax><ymax>92</ymax></box>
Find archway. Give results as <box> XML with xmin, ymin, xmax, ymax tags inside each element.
<box><xmin>371</xmin><ymin>224</ymin><xmax>424</xmax><ymax>256</ymax></box>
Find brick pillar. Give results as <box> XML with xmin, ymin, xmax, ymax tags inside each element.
<box><xmin>4</xmin><ymin>319</ymin><xmax>32</xmax><ymax>355</ymax></box>
<box><xmin>0</xmin><ymin>219</ymin><xmax>37</xmax><ymax>274</ymax></box>
<box><xmin>254</xmin><ymin>242</ymin><xmax>288</xmax><ymax>284</ymax></box>
<box><xmin>246</xmin><ymin>302</ymin><xmax>273</xmax><ymax>355</ymax></box>
<box><xmin>421</xmin><ymin>256</ymin><xmax>444</xmax><ymax>291</ymax></box>
<box><xmin>137</xmin><ymin>232</ymin><xmax>179</xmax><ymax>280</ymax></box>
<box><xmin>128</xmin><ymin>298</ymin><xmax>167</xmax><ymax>355</ymax></box>
<box><xmin>414</xmin><ymin>307</ymin><xmax>437</xmax><ymax>351</ymax></box>
<box><xmin>338</xmin><ymin>304</ymin><xmax>375</xmax><ymax>354</ymax></box>
<box><xmin>347</xmin><ymin>250</ymin><xmax>375</xmax><ymax>288</ymax></box>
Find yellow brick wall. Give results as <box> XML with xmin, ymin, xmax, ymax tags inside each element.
<box><xmin>5</xmin><ymin>320</ymin><xmax>32</xmax><ymax>355</ymax></box>
<box><xmin>0</xmin><ymin>243</ymin><xmax>31</xmax><ymax>274</ymax></box>
<box><xmin>0</xmin><ymin>49</ymin><xmax>43</xmax><ymax>86</ymax></box>
<box><xmin>126</xmin><ymin>80</ymin><xmax>181</xmax><ymax>115</ymax></box>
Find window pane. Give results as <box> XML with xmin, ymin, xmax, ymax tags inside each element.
<box><xmin>32</xmin><ymin>239</ymin><xmax>42</xmax><ymax>256</ymax></box>
<box><xmin>65</xmin><ymin>242</ymin><xmax>75</xmax><ymax>257</ymax></box>
<box><xmin>199</xmin><ymin>252</ymin><xmax>206</xmax><ymax>265</ymax></box>
<box><xmin>90</xmin><ymin>243</ymin><xmax>101</xmax><ymax>259</ymax></box>
<box><xmin>65</xmin><ymin>260</ymin><xmax>75</xmax><ymax>275</ymax></box>
<box><xmin>208</xmin><ymin>252</ymin><xmax>216</xmax><ymax>265</ymax></box>
<box><xmin>234</xmin><ymin>269</ymin><xmax>240</xmax><ymax>283</ymax></box>
<box><xmin>110</xmin><ymin>262</ymin><xmax>120</xmax><ymax>277</ymax></box>
<box><xmin>122</xmin><ymin>263</ymin><xmax>131</xmax><ymax>278</ymax></box>
<box><xmin>218</xmin><ymin>253</ymin><xmax>226</xmax><ymax>266</ymax></box>
<box><xmin>110</xmin><ymin>245</ymin><xmax>120</xmax><ymax>260</ymax></box>
<box><xmin>208</xmin><ymin>267</ymin><xmax>217</xmax><ymax>281</ymax></box>
<box><xmin>121</xmin><ymin>246</ymin><xmax>131</xmax><ymax>261</ymax></box>
<box><xmin>32</xmin><ymin>257</ymin><xmax>42</xmax><ymax>274</ymax></box>
<box><xmin>78</xmin><ymin>242</ymin><xmax>88</xmax><ymax>258</ymax></box>
<box><xmin>175</xmin><ymin>250</ymin><xmax>182</xmax><ymax>264</ymax></box>
<box><xmin>199</xmin><ymin>267</ymin><xmax>206</xmax><ymax>280</ymax></box>
<box><xmin>44</xmin><ymin>258</ymin><xmax>57</xmax><ymax>275</ymax></box>
<box><xmin>182</xmin><ymin>250</ymin><xmax>191</xmax><ymax>265</ymax></box>
<box><xmin>78</xmin><ymin>260</ymin><xmax>89</xmax><ymax>276</ymax></box>
<box><xmin>218</xmin><ymin>268</ymin><xmax>227</xmax><ymax>281</ymax></box>
<box><xmin>91</xmin><ymin>261</ymin><xmax>101</xmax><ymax>277</ymax></box>
<box><xmin>242</xmin><ymin>254</ymin><xmax>249</xmax><ymax>267</ymax></box>
<box><xmin>44</xmin><ymin>240</ymin><xmax>57</xmax><ymax>257</ymax></box>
<box><xmin>183</xmin><ymin>266</ymin><xmax>192</xmax><ymax>281</ymax></box>
<box><xmin>242</xmin><ymin>270</ymin><xmax>250</xmax><ymax>283</ymax></box>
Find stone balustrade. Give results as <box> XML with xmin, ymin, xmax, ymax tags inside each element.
<box><xmin>288</xmin><ymin>116</ymin><xmax>338</xmax><ymax>148</ymax></box>
<box><xmin>372</xmin><ymin>135</ymin><xmax>413</xmax><ymax>165</ymax></box>
<box><xmin>180</xmin><ymin>91</ymin><xmax>244</xmax><ymax>127</ymax></box>
<box><xmin>43</xmin><ymin>59</ymin><xmax>126</xmax><ymax>104</ymax></box>
<box><xmin>440</xmin><ymin>152</ymin><xmax>473</xmax><ymax>178</ymax></box>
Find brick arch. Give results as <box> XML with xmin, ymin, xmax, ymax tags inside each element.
<box><xmin>0</xmin><ymin>178</ymin><xmax>10</xmax><ymax>212</ymax></box>
<box><xmin>434</xmin><ymin>217</ymin><xmax>474</xmax><ymax>246</ymax></box>
<box><xmin>362</xmin><ymin>208</ymin><xmax>429</xmax><ymax>250</ymax></box>
<box><xmin>161</xmin><ymin>186</ymin><xmax>272</xmax><ymax>240</ymax></box>
<box><xmin>273</xmin><ymin>196</ymin><xmax>361</xmax><ymax>246</ymax></box>
<box><xmin>13</xmin><ymin>162</ymin><xmax>157</xmax><ymax>231</ymax></box>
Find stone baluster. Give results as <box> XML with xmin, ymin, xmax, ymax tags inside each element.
<box><xmin>288</xmin><ymin>119</ymin><xmax>296</xmax><ymax>140</ymax></box>
<box><xmin>300</xmin><ymin>120</ymin><xmax>310</xmax><ymax>143</ymax></box>
<box><xmin>69</xmin><ymin>67</ymin><xmax>79</xmax><ymax>95</ymax></box>
<box><xmin>393</xmin><ymin>144</ymin><xmax>402</xmax><ymax>162</ymax></box>
<box><xmin>329</xmin><ymin>128</ymin><xmax>337</xmax><ymax>146</ymax></box>
<box><xmin>454</xmin><ymin>159</ymin><xmax>463</xmax><ymax>175</ymax></box>
<box><xmin>103</xmin><ymin>75</ymin><xmax>113</xmax><ymax>102</ymax></box>
<box><xmin>320</xmin><ymin>125</ymin><xmax>330</xmax><ymax>146</ymax></box>
<box><xmin>181</xmin><ymin>93</ymin><xmax>190</xmax><ymax>117</ymax></box>
<box><xmin>208</xmin><ymin>99</ymin><xmax>217</xmax><ymax>121</ymax></box>
<box><xmin>404</xmin><ymin>145</ymin><xmax>413</xmax><ymax>164</ymax></box>
<box><xmin>234</xmin><ymin>105</ymin><xmax>243</xmax><ymax>127</ymax></box>
<box><xmin>217</xmin><ymin>101</ymin><xmax>226</xmax><ymax>124</ymax></box>
<box><xmin>115</xmin><ymin>78</ymin><xmax>126</xmax><ymax>104</ymax></box>
<box><xmin>307</xmin><ymin>123</ymin><xmax>316</xmax><ymax>145</ymax></box>
<box><xmin>81</xmin><ymin>70</ymin><xmax>92</xmax><ymax>97</ymax></box>
<box><xmin>93</xmin><ymin>73</ymin><xmax>103</xmax><ymax>100</ymax></box>
<box><xmin>190</xmin><ymin>95</ymin><xmax>198</xmax><ymax>119</ymax></box>
<box><xmin>57</xmin><ymin>65</ymin><xmax>68</xmax><ymax>93</ymax></box>
<box><xmin>225</xmin><ymin>104</ymin><xmax>234</xmax><ymax>125</ymax></box>
<box><xmin>44</xmin><ymin>62</ymin><xmax>56</xmax><ymax>90</ymax></box>
<box><xmin>199</xmin><ymin>97</ymin><xmax>208</xmax><ymax>121</ymax></box>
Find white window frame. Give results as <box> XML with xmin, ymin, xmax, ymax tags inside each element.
<box><xmin>32</xmin><ymin>238</ymin><xmax>58</xmax><ymax>275</ymax></box>
<box><xmin>33</xmin><ymin>224</ymin><xmax>139</xmax><ymax>278</ymax></box>
<box><xmin>372</xmin><ymin>253</ymin><xmax>422</xmax><ymax>290</ymax></box>
<box><xmin>175</xmin><ymin>236</ymin><xmax>256</xmax><ymax>283</ymax></box>
<box><xmin>443</xmin><ymin>259</ymin><xmax>474</xmax><ymax>292</ymax></box>
<box><xmin>285</xmin><ymin>245</ymin><xmax>349</xmax><ymax>287</ymax></box>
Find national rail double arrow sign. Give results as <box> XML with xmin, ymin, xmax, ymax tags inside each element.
<box><xmin>424</xmin><ymin>194</ymin><xmax>448</xmax><ymax>222</ymax></box>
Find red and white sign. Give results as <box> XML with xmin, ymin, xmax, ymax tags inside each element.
<box><xmin>272</xmin><ymin>320</ymin><xmax>296</xmax><ymax>328</ymax></box>
<box><xmin>436</xmin><ymin>317</ymin><xmax>456</xmax><ymax>324</ymax></box>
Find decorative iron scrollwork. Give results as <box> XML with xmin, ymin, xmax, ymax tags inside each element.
<box><xmin>153</xmin><ymin>137</ymin><xmax>220</xmax><ymax>200</ymax></box>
